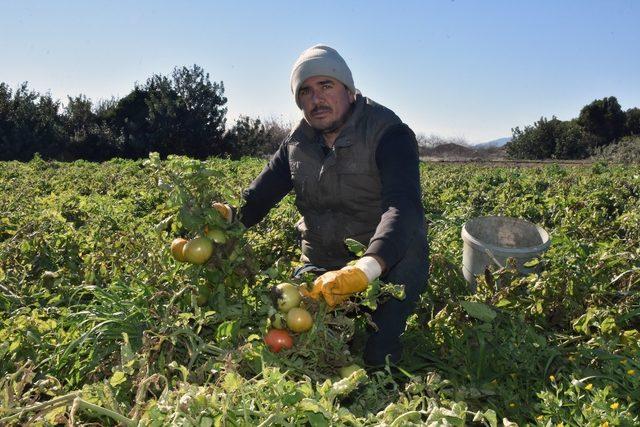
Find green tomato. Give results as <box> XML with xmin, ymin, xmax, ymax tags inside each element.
<box><xmin>196</xmin><ymin>284</ymin><xmax>211</xmax><ymax>306</ymax></box>
<box><xmin>205</xmin><ymin>227</ymin><xmax>227</xmax><ymax>244</ymax></box>
<box><xmin>183</xmin><ymin>237</ymin><xmax>214</xmax><ymax>264</ymax></box>
<box><xmin>271</xmin><ymin>282</ymin><xmax>301</xmax><ymax>312</ymax></box>
<box><xmin>286</xmin><ymin>307</ymin><xmax>313</xmax><ymax>333</ymax></box>
<box><xmin>269</xmin><ymin>312</ymin><xmax>287</xmax><ymax>329</ymax></box>
<box><xmin>339</xmin><ymin>364</ymin><xmax>362</xmax><ymax>378</ymax></box>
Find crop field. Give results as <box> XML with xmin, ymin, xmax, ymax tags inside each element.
<box><xmin>1</xmin><ymin>155</ymin><xmax>639</xmax><ymax>426</ymax></box>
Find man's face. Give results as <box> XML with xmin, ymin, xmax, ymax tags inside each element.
<box><xmin>298</xmin><ymin>76</ymin><xmax>355</xmax><ymax>135</ymax></box>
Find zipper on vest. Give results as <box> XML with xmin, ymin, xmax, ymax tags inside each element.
<box><xmin>318</xmin><ymin>145</ymin><xmax>336</xmax><ymax>182</ymax></box>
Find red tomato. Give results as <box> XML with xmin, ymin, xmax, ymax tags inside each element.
<box><xmin>264</xmin><ymin>329</ymin><xmax>293</xmax><ymax>353</ymax></box>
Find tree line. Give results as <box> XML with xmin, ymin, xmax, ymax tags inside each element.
<box><xmin>2</xmin><ymin>66</ymin><xmax>638</xmax><ymax>162</ymax></box>
<box><xmin>506</xmin><ymin>97</ymin><xmax>640</xmax><ymax>160</ymax></box>
<box><xmin>0</xmin><ymin>65</ymin><xmax>288</xmax><ymax>162</ymax></box>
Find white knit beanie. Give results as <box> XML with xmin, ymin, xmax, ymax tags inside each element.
<box><xmin>290</xmin><ymin>44</ymin><xmax>355</xmax><ymax>108</ymax></box>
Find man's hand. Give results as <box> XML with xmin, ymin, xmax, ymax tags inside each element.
<box><xmin>212</xmin><ymin>202</ymin><xmax>233</xmax><ymax>223</ymax></box>
<box><xmin>305</xmin><ymin>266</ymin><xmax>368</xmax><ymax>306</ymax></box>
<box><xmin>302</xmin><ymin>256</ymin><xmax>383</xmax><ymax>306</ymax></box>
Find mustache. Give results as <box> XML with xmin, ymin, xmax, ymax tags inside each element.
<box><xmin>311</xmin><ymin>105</ymin><xmax>332</xmax><ymax>115</ymax></box>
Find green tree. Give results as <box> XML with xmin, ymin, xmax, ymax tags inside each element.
<box><xmin>0</xmin><ymin>83</ymin><xmax>13</xmax><ymax>158</ymax></box>
<box><xmin>506</xmin><ymin>117</ymin><xmax>563</xmax><ymax>159</ymax></box>
<box><xmin>105</xmin><ymin>87</ymin><xmax>150</xmax><ymax>159</ymax></box>
<box><xmin>553</xmin><ymin>120</ymin><xmax>598</xmax><ymax>159</ymax></box>
<box><xmin>577</xmin><ymin>96</ymin><xmax>626</xmax><ymax>145</ymax></box>
<box><xmin>225</xmin><ymin>115</ymin><xmax>268</xmax><ymax>158</ymax></box>
<box><xmin>224</xmin><ymin>116</ymin><xmax>293</xmax><ymax>158</ymax></box>
<box><xmin>625</xmin><ymin>107</ymin><xmax>640</xmax><ymax>136</ymax></box>
<box><xmin>144</xmin><ymin>65</ymin><xmax>228</xmax><ymax>158</ymax></box>
<box><xmin>507</xmin><ymin>117</ymin><xmax>600</xmax><ymax>160</ymax></box>
<box><xmin>0</xmin><ymin>82</ymin><xmax>65</xmax><ymax>161</ymax></box>
<box><xmin>63</xmin><ymin>94</ymin><xmax>122</xmax><ymax>161</ymax></box>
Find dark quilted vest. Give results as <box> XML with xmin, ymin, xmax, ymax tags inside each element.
<box><xmin>286</xmin><ymin>94</ymin><xmax>402</xmax><ymax>268</ymax></box>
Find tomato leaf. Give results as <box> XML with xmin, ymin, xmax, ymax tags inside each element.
<box><xmin>344</xmin><ymin>238</ymin><xmax>366</xmax><ymax>257</ymax></box>
<box><xmin>460</xmin><ymin>301</ymin><xmax>497</xmax><ymax>323</ymax></box>
<box><xmin>109</xmin><ymin>371</ymin><xmax>127</xmax><ymax>387</ymax></box>
<box><xmin>306</xmin><ymin>412</ymin><xmax>330</xmax><ymax>427</ymax></box>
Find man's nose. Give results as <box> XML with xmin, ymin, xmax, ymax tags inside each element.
<box><xmin>311</xmin><ymin>90</ymin><xmax>323</xmax><ymax>104</ymax></box>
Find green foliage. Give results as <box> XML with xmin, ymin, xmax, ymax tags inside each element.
<box><xmin>63</xmin><ymin>94</ymin><xmax>122</xmax><ymax>161</ymax></box>
<box><xmin>0</xmin><ymin>82</ymin><xmax>67</xmax><ymax>161</ymax></box>
<box><xmin>142</xmin><ymin>65</ymin><xmax>228</xmax><ymax>159</ymax></box>
<box><xmin>104</xmin><ymin>87</ymin><xmax>150</xmax><ymax>158</ymax></box>
<box><xmin>578</xmin><ymin>96</ymin><xmax>627</xmax><ymax>144</ymax></box>
<box><xmin>0</xmin><ymin>65</ymin><xmax>229</xmax><ymax>161</ymax></box>
<box><xmin>507</xmin><ymin>117</ymin><xmax>603</xmax><ymax>160</ymax></box>
<box><xmin>593</xmin><ymin>135</ymin><xmax>640</xmax><ymax>164</ymax></box>
<box><xmin>507</xmin><ymin>96</ymin><xmax>638</xmax><ymax>160</ymax></box>
<box><xmin>1</xmin><ymin>158</ymin><xmax>640</xmax><ymax>425</ymax></box>
<box><xmin>224</xmin><ymin>115</ymin><xmax>269</xmax><ymax>158</ymax></box>
<box><xmin>507</xmin><ymin>116</ymin><xmax>564</xmax><ymax>159</ymax></box>
<box><xmin>552</xmin><ymin>120</ymin><xmax>601</xmax><ymax>160</ymax></box>
<box><xmin>625</xmin><ymin>107</ymin><xmax>640</xmax><ymax>136</ymax></box>
<box><xmin>225</xmin><ymin>115</ymin><xmax>291</xmax><ymax>158</ymax></box>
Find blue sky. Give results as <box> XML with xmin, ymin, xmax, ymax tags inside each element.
<box><xmin>1</xmin><ymin>0</ymin><xmax>638</xmax><ymax>143</ymax></box>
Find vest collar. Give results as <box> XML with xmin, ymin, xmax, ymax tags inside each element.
<box><xmin>333</xmin><ymin>94</ymin><xmax>366</xmax><ymax>148</ymax></box>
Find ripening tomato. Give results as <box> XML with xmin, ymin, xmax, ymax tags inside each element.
<box><xmin>264</xmin><ymin>328</ymin><xmax>293</xmax><ymax>353</ymax></box>
<box><xmin>182</xmin><ymin>237</ymin><xmax>214</xmax><ymax>264</ymax></box>
<box><xmin>170</xmin><ymin>238</ymin><xmax>188</xmax><ymax>262</ymax></box>
<box><xmin>271</xmin><ymin>283</ymin><xmax>301</xmax><ymax>313</ymax></box>
<box><xmin>286</xmin><ymin>307</ymin><xmax>313</xmax><ymax>333</ymax></box>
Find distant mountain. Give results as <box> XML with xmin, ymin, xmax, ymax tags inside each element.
<box><xmin>474</xmin><ymin>137</ymin><xmax>511</xmax><ymax>149</ymax></box>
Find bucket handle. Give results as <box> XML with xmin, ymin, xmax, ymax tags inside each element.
<box><xmin>483</xmin><ymin>247</ymin><xmax>505</xmax><ymax>270</ymax></box>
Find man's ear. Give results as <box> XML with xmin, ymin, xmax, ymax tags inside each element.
<box><xmin>347</xmin><ymin>89</ymin><xmax>356</xmax><ymax>103</ymax></box>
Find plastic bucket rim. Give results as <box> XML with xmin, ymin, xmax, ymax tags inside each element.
<box><xmin>461</xmin><ymin>215</ymin><xmax>551</xmax><ymax>255</ymax></box>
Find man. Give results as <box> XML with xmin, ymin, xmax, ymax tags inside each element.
<box><xmin>218</xmin><ymin>45</ymin><xmax>429</xmax><ymax>366</ymax></box>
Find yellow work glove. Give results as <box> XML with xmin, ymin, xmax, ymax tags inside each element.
<box><xmin>310</xmin><ymin>266</ymin><xmax>369</xmax><ymax>306</ymax></box>
<box><xmin>212</xmin><ymin>202</ymin><xmax>233</xmax><ymax>223</ymax></box>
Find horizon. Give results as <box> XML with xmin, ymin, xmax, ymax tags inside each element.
<box><xmin>1</xmin><ymin>0</ymin><xmax>638</xmax><ymax>144</ymax></box>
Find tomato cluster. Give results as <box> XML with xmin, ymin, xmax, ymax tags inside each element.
<box><xmin>264</xmin><ymin>282</ymin><xmax>314</xmax><ymax>352</ymax></box>
<box><xmin>169</xmin><ymin>225</ymin><xmax>230</xmax><ymax>266</ymax></box>
<box><xmin>168</xmin><ymin>224</ymin><xmax>233</xmax><ymax>306</ymax></box>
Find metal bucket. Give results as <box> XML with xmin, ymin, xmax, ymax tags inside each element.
<box><xmin>461</xmin><ymin>216</ymin><xmax>551</xmax><ymax>286</ymax></box>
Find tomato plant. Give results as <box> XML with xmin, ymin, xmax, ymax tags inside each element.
<box><xmin>2</xmin><ymin>155</ymin><xmax>639</xmax><ymax>426</ymax></box>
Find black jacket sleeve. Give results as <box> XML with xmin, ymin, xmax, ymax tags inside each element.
<box><xmin>364</xmin><ymin>124</ymin><xmax>425</xmax><ymax>269</ymax></box>
<box><xmin>238</xmin><ymin>142</ymin><xmax>293</xmax><ymax>228</ymax></box>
